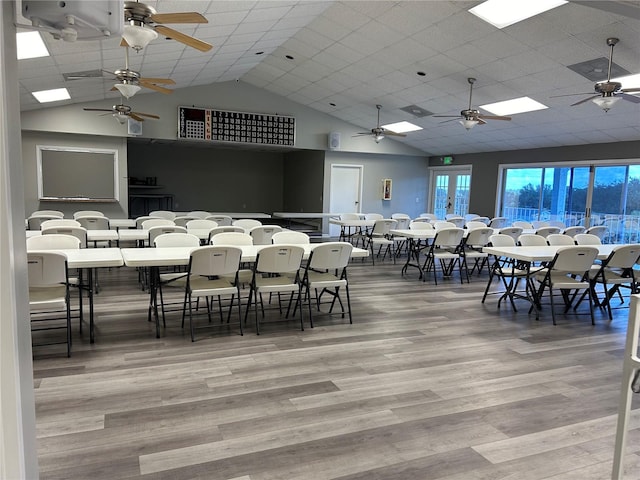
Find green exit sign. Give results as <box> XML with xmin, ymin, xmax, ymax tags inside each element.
<box><xmin>442</xmin><ymin>156</ymin><xmax>454</xmax><ymax>165</ymax></box>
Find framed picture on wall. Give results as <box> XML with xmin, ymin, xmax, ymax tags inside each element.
<box><xmin>383</xmin><ymin>178</ymin><xmax>392</xmax><ymax>200</ymax></box>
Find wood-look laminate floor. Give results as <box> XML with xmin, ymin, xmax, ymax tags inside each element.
<box><xmin>32</xmin><ymin>255</ymin><xmax>640</xmax><ymax>480</ymax></box>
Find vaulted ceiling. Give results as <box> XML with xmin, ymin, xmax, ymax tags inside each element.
<box><xmin>17</xmin><ymin>0</ymin><xmax>640</xmax><ymax>156</ymax></box>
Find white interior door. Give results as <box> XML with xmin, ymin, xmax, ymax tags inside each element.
<box><xmin>329</xmin><ymin>164</ymin><xmax>363</xmax><ymax>238</ymax></box>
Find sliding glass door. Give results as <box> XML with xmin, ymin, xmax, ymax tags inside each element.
<box><xmin>499</xmin><ymin>162</ymin><xmax>640</xmax><ymax>242</ymax></box>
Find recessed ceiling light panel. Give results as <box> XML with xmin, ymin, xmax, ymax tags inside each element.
<box><xmin>469</xmin><ymin>0</ymin><xmax>567</xmax><ymax>29</ymax></box>
<box><xmin>16</xmin><ymin>31</ymin><xmax>49</xmax><ymax>59</ymax></box>
<box><xmin>381</xmin><ymin>121</ymin><xmax>423</xmax><ymax>133</ymax></box>
<box><xmin>480</xmin><ymin>97</ymin><xmax>548</xmax><ymax>116</ymax></box>
<box><xmin>32</xmin><ymin>88</ymin><xmax>70</xmax><ymax>103</ymax></box>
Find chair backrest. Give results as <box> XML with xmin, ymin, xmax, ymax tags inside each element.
<box><xmin>340</xmin><ymin>213</ymin><xmax>361</xmax><ymax>221</ymax></box>
<box><xmin>27</xmin><ymin>251</ymin><xmax>67</xmax><ymax>287</ymax></box>
<box><xmin>434</xmin><ymin>221</ymin><xmax>455</xmax><ymax>230</ymax></box>
<box><xmin>409</xmin><ymin>221</ymin><xmax>434</xmax><ymax>230</ymax></box>
<box><xmin>27</xmin><ymin>215</ymin><xmax>61</xmax><ymax>230</ymax></box>
<box><xmin>445</xmin><ymin>213</ymin><xmax>461</xmax><ymax>220</ymax></box>
<box><xmin>548</xmin><ymin>220</ymin><xmax>566</xmax><ymax>228</ymax></box>
<box><xmin>41</xmin><ymin>226</ymin><xmax>87</xmax><ymax>248</ymax></box>
<box><xmin>148</xmin><ymin>225</ymin><xmax>187</xmax><ymax>246</ymax></box>
<box><xmin>210</xmin><ymin>232</ymin><xmax>253</xmax><ymax>246</ymax></box>
<box><xmin>563</xmin><ymin>226</ymin><xmax>586</xmax><ymax>237</ymax></box>
<box><xmin>232</xmin><ymin>219</ymin><xmax>262</xmax><ymax>231</ymax></box>
<box><xmin>518</xmin><ymin>234</ymin><xmax>547</xmax><ymax>246</ymax></box>
<box><xmin>551</xmin><ymin>246</ymin><xmax>599</xmax><ymax>275</ymax></box>
<box><xmin>364</xmin><ymin>213</ymin><xmax>383</xmax><ymax>221</ymax></box>
<box><xmin>271</xmin><ymin>231</ymin><xmax>311</xmax><ymax>244</ymax></box>
<box><xmin>40</xmin><ymin>219</ymin><xmax>81</xmax><ymax>229</ymax></box>
<box><xmin>135</xmin><ymin>216</ymin><xmax>156</xmax><ymax>228</ymax></box>
<box><xmin>546</xmin><ymin>234</ymin><xmax>575</xmax><ymax>246</ymax></box>
<box><xmin>513</xmin><ymin>221</ymin><xmax>533</xmax><ymax>229</ymax></box>
<box><xmin>188</xmin><ymin>211</ymin><xmax>211</xmax><ymax>219</ymax></box>
<box><xmin>149</xmin><ymin>210</ymin><xmax>176</xmax><ymax>220</ymax></box>
<box><xmin>75</xmin><ymin>216</ymin><xmax>110</xmax><ymax>230</ymax></box>
<box><xmin>186</xmin><ymin>219</ymin><xmax>218</xmax><ymax>230</ymax></box>
<box><xmin>207</xmin><ymin>226</ymin><xmax>245</xmax><ymax>243</ymax></box>
<box><xmin>153</xmin><ymin>232</ymin><xmax>200</xmax><ymax>248</ymax></box>
<box><xmin>142</xmin><ymin>218</ymin><xmax>176</xmax><ymax>229</ymax></box>
<box><xmin>419</xmin><ymin>213</ymin><xmax>438</xmax><ymax>221</ymax></box>
<box><xmin>205</xmin><ymin>215</ymin><xmax>233</xmax><ymax>226</ymax></box>
<box><xmin>465</xmin><ymin>221</ymin><xmax>487</xmax><ymax>231</ymax></box>
<box><xmin>391</xmin><ymin>213</ymin><xmax>410</xmax><ymax>220</ymax></box>
<box><xmin>489</xmin><ymin>234</ymin><xmax>516</xmax><ymax>247</ymax></box>
<box><xmin>370</xmin><ymin>219</ymin><xmax>397</xmax><ymax>236</ymax></box>
<box><xmin>535</xmin><ymin>226</ymin><xmax>562</xmax><ymax>238</ymax></box>
<box><xmin>531</xmin><ymin>220</ymin><xmax>549</xmax><ymax>229</ymax></box>
<box><xmin>433</xmin><ymin>227</ymin><xmax>464</xmax><ymax>248</ymax></box>
<box><xmin>255</xmin><ymin>245</ymin><xmax>304</xmax><ymax>274</ymax></box>
<box><xmin>411</xmin><ymin>217</ymin><xmax>432</xmax><ymax>223</ymax></box>
<box><xmin>473</xmin><ymin>216</ymin><xmax>491</xmax><ymax>225</ymax></box>
<box><xmin>173</xmin><ymin>216</ymin><xmax>199</xmax><ymax>227</ymax></box>
<box><xmin>308</xmin><ymin>242</ymin><xmax>353</xmax><ymax>270</ymax></box>
<box><xmin>585</xmin><ymin>225</ymin><xmax>607</xmax><ymax>241</ymax></box>
<box><xmin>464</xmin><ymin>213</ymin><xmax>480</xmax><ymax>221</ymax></box>
<box><xmin>31</xmin><ymin>210</ymin><xmax>64</xmax><ymax>218</ymax></box>
<box><xmin>445</xmin><ymin>216</ymin><xmax>465</xmax><ymax>228</ymax></box>
<box><xmin>498</xmin><ymin>227</ymin><xmax>522</xmax><ymax>242</ymax></box>
<box><xmin>574</xmin><ymin>233</ymin><xmax>602</xmax><ymax>245</ymax></box>
<box><xmin>605</xmin><ymin>244</ymin><xmax>640</xmax><ymax>269</ymax></box>
<box><xmin>249</xmin><ymin>225</ymin><xmax>284</xmax><ymax>245</ymax></box>
<box><xmin>465</xmin><ymin>227</ymin><xmax>493</xmax><ymax>247</ymax></box>
<box><xmin>189</xmin><ymin>246</ymin><xmax>243</xmax><ymax>277</ymax></box>
<box><xmin>73</xmin><ymin>210</ymin><xmax>104</xmax><ymax>219</ymax></box>
<box><xmin>27</xmin><ymin>234</ymin><xmax>81</xmax><ymax>251</ymax></box>
<box><xmin>489</xmin><ymin>217</ymin><xmax>508</xmax><ymax>228</ymax></box>
<box><xmin>391</xmin><ymin>214</ymin><xmax>411</xmax><ymax>229</ymax></box>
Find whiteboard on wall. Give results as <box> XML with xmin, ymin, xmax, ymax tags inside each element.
<box><xmin>37</xmin><ymin>145</ymin><xmax>119</xmax><ymax>201</ymax></box>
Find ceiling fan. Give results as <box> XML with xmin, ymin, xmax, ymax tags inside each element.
<box><xmin>433</xmin><ymin>78</ymin><xmax>511</xmax><ymax>130</ymax></box>
<box><xmin>65</xmin><ymin>44</ymin><xmax>175</xmax><ymax>98</ymax></box>
<box><xmin>83</xmin><ymin>103</ymin><xmax>160</xmax><ymax>124</ymax></box>
<box><xmin>353</xmin><ymin>105</ymin><xmax>407</xmax><ymax>143</ymax></box>
<box><xmin>122</xmin><ymin>0</ymin><xmax>212</xmax><ymax>52</ymax></box>
<box><xmin>555</xmin><ymin>38</ymin><xmax>640</xmax><ymax>112</ymax></box>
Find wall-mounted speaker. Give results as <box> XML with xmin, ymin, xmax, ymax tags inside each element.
<box><xmin>128</xmin><ymin>118</ymin><xmax>142</xmax><ymax>136</ymax></box>
<box><xmin>328</xmin><ymin>131</ymin><xmax>341</xmax><ymax>150</ymax></box>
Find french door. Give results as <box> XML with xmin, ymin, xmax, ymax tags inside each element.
<box><xmin>429</xmin><ymin>167</ymin><xmax>471</xmax><ymax>219</ymax></box>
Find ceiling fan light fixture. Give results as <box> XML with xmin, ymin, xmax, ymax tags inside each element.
<box><xmin>113</xmin><ymin>113</ymin><xmax>128</xmax><ymax>124</ymax></box>
<box><xmin>592</xmin><ymin>95</ymin><xmax>620</xmax><ymax>112</ymax></box>
<box><xmin>460</xmin><ymin>118</ymin><xmax>479</xmax><ymax>130</ymax></box>
<box><xmin>114</xmin><ymin>83</ymin><xmax>141</xmax><ymax>99</ymax></box>
<box><xmin>374</xmin><ymin>134</ymin><xmax>385</xmax><ymax>143</ymax></box>
<box><xmin>122</xmin><ymin>23</ymin><xmax>158</xmax><ymax>51</ymax></box>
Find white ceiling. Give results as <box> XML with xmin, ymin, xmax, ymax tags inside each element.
<box><xmin>16</xmin><ymin>0</ymin><xmax>640</xmax><ymax>156</ymax></box>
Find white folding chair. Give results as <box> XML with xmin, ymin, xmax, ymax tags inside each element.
<box><xmin>249</xmin><ymin>225</ymin><xmax>284</xmax><ymax>245</ymax></box>
<box><xmin>182</xmin><ymin>246</ymin><xmax>244</xmax><ymax>341</ymax></box>
<box><xmin>245</xmin><ymin>245</ymin><xmax>305</xmax><ymax>334</ymax></box>
<box><xmin>27</xmin><ymin>251</ymin><xmax>72</xmax><ymax>357</ymax></box>
<box><xmin>422</xmin><ymin>227</ymin><xmax>466</xmax><ymax>285</ymax></box>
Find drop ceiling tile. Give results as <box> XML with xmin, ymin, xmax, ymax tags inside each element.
<box><xmin>322</xmin><ymin>2</ymin><xmax>372</xmax><ymax>30</ymax></box>
<box><xmin>307</xmin><ymin>16</ymin><xmax>352</xmax><ymax>42</ymax></box>
<box><xmin>206</xmin><ymin>1</ymin><xmax>257</xmax><ymax>14</ymax></box>
<box><xmin>444</xmin><ymin>43</ymin><xmax>500</xmax><ymax>69</ymax></box>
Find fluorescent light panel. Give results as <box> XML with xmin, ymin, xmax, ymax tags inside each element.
<box><xmin>480</xmin><ymin>97</ymin><xmax>548</xmax><ymax>116</ymax></box>
<box><xmin>469</xmin><ymin>0</ymin><xmax>567</xmax><ymax>29</ymax></box>
<box><xmin>16</xmin><ymin>31</ymin><xmax>49</xmax><ymax>59</ymax></box>
<box><xmin>611</xmin><ymin>73</ymin><xmax>640</xmax><ymax>95</ymax></box>
<box><xmin>32</xmin><ymin>88</ymin><xmax>70</xmax><ymax>103</ymax></box>
<box><xmin>381</xmin><ymin>121</ymin><xmax>422</xmax><ymax>133</ymax></box>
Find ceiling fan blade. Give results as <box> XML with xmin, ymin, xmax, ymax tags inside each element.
<box><xmin>438</xmin><ymin>118</ymin><xmax>459</xmax><ymax>125</ymax></box>
<box><xmin>477</xmin><ymin>118</ymin><xmax>487</xmax><ymax>125</ymax></box>
<box><xmin>620</xmin><ymin>93</ymin><xmax>640</xmax><ymax>104</ymax></box>
<box><xmin>128</xmin><ymin>113</ymin><xmax>145</xmax><ymax>122</ymax></box>
<box><xmin>139</xmin><ymin>80</ymin><xmax>173</xmax><ymax>94</ymax></box>
<box><xmin>132</xmin><ymin>111</ymin><xmax>160</xmax><ymax>120</ymax></box>
<box><xmin>383</xmin><ymin>131</ymin><xmax>407</xmax><ymax>137</ymax></box>
<box><xmin>621</xmin><ymin>87</ymin><xmax>640</xmax><ymax>93</ymax></box>
<box><xmin>432</xmin><ymin>115</ymin><xmax>460</xmax><ymax>118</ymax></box>
<box><xmin>139</xmin><ymin>77</ymin><xmax>176</xmax><ymax>85</ymax></box>
<box><xmin>479</xmin><ymin>114</ymin><xmax>511</xmax><ymax>121</ymax></box>
<box><xmin>550</xmin><ymin>92</ymin><xmax>595</xmax><ymax>98</ymax></box>
<box><xmin>83</xmin><ymin>108</ymin><xmax>113</xmax><ymax>112</ymax></box>
<box><xmin>120</xmin><ymin>38</ymin><xmax>129</xmax><ymax>47</ymax></box>
<box><xmin>571</xmin><ymin>95</ymin><xmax>599</xmax><ymax>107</ymax></box>
<box><xmin>154</xmin><ymin>25</ymin><xmax>213</xmax><ymax>52</ymax></box>
<box><xmin>150</xmin><ymin>12</ymin><xmax>208</xmax><ymax>24</ymax></box>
